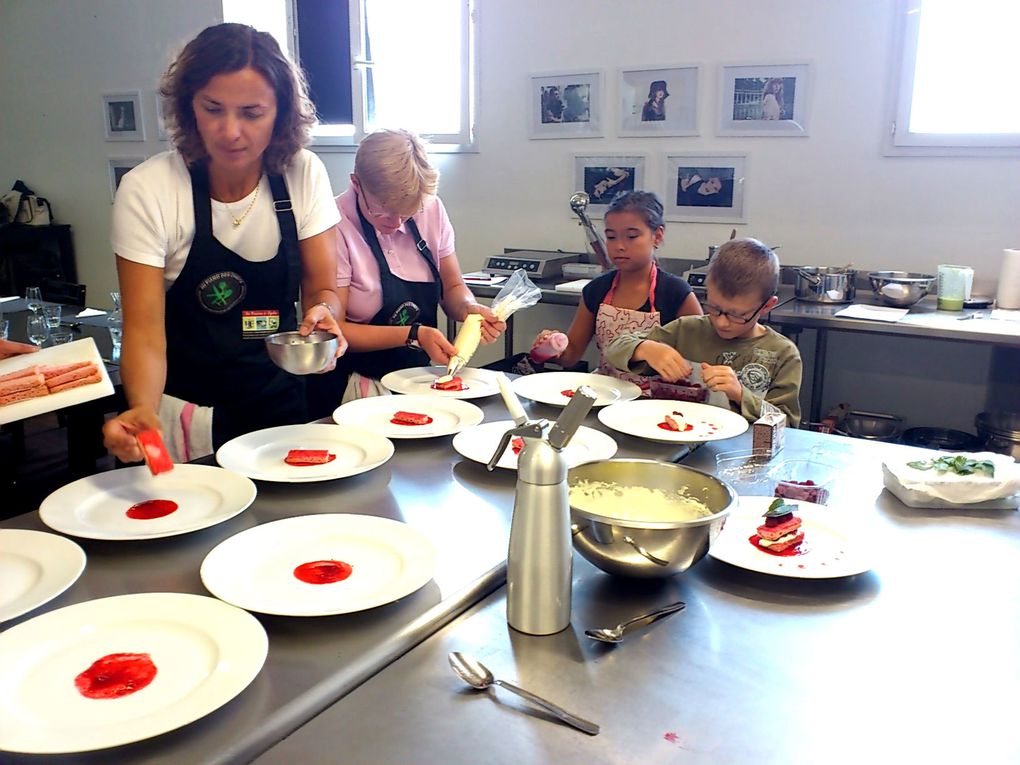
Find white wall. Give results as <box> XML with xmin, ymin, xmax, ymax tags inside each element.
<box><xmin>2</xmin><ymin>0</ymin><xmax>1017</xmax><ymax>431</ymax></box>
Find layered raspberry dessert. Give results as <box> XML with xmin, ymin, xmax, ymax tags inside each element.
<box><xmin>750</xmin><ymin>498</ymin><xmax>805</xmax><ymax>555</ymax></box>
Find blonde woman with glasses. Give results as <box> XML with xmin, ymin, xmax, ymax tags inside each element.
<box><xmin>307</xmin><ymin>129</ymin><xmax>505</xmax><ymax>414</ymax></box>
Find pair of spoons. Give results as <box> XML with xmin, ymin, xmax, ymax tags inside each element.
<box><xmin>449</xmin><ymin>600</ymin><xmax>685</xmax><ymax>736</ymax></box>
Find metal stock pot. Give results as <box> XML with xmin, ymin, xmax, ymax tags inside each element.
<box><xmin>794</xmin><ymin>267</ymin><xmax>857</xmax><ymax>303</ymax></box>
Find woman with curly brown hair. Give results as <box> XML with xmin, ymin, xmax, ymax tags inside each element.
<box><xmin>103</xmin><ymin>23</ymin><xmax>344</xmax><ymax>462</ymax></box>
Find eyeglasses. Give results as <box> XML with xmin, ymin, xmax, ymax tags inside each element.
<box><xmin>703</xmin><ymin>296</ymin><xmax>771</xmax><ymax>324</ymax></box>
<box><xmin>354</xmin><ymin>177</ymin><xmax>422</xmax><ymax>221</ymax></box>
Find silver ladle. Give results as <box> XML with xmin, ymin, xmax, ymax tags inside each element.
<box><xmin>584</xmin><ymin>600</ymin><xmax>686</xmax><ymax>644</ymax></box>
<box><xmin>448</xmin><ymin>652</ymin><xmax>600</xmax><ymax>735</ymax></box>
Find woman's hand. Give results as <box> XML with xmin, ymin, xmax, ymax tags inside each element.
<box><xmin>419</xmin><ymin>325</ymin><xmax>457</xmax><ymax>366</ymax></box>
<box><xmin>464</xmin><ymin>303</ymin><xmax>506</xmax><ymax>344</ymax></box>
<box><xmin>635</xmin><ymin>340</ymin><xmax>692</xmax><ymax>381</ymax></box>
<box><xmin>103</xmin><ymin>405</ymin><xmax>162</xmax><ymax>463</ymax></box>
<box><xmin>701</xmin><ymin>362</ymin><xmax>742</xmax><ymax>402</ymax></box>
<box><xmin>0</xmin><ymin>339</ymin><xmax>39</xmax><ymax>360</ymax></box>
<box><xmin>299</xmin><ymin>304</ymin><xmax>349</xmax><ymax>372</ymax></box>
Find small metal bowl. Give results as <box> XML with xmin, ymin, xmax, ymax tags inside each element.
<box><xmin>843</xmin><ymin>410</ymin><xmax>903</xmax><ymax>442</ymax></box>
<box><xmin>568</xmin><ymin>459</ymin><xmax>736</xmax><ymax>578</ymax></box>
<box><xmin>867</xmin><ymin>271</ymin><xmax>936</xmax><ymax>307</ymax></box>
<box><xmin>265</xmin><ymin>330</ymin><xmax>338</xmax><ymax>375</ymax></box>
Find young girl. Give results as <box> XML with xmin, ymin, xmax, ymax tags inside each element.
<box><xmin>531</xmin><ymin>190</ymin><xmax>702</xmax><ymax>391</ymax></box>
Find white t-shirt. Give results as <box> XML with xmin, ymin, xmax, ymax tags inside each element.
<box><xmin>112</xmin><ymin>149</ymin><xmax>341</xmax><ymax>288</ymax></box>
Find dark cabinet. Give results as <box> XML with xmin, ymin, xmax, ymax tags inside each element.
<box><xmin>0</xmin><ymin>224</ymin><xmax>77</xmax><ymax>295</ymax></box>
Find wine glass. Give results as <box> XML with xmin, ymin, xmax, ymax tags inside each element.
<box><xmin>25</xmin><ymin>286</ymin><xmax>42</xmax><ymax>313</ymax></box>
<box><xmin>27</xmin><ymin>314</ymin><xmax>49</xmax><ymax>346</ymax></box>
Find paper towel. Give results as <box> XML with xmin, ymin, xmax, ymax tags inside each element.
<box><xmin>997</xmin><ymin>248</ymin><xmax>1020</xmax><ymax>309</ymax></box>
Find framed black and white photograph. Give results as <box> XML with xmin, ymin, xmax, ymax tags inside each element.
<box><xmin>618</xmin><ymin>65</ymin><xmax>699</xmax><ymax>137</ymax></box>
<box><xmin>574</xmin><ymin>154</ymin><xmax>647</xmax><ymax>216</ymax></box>
<box><xmin>529</xmin><ymin>70</ymin><xmax>603</xmax><ymax>139</ymax></box>
<box><xmin>102</xmin><ymin>91</ymin><xmax>145</xmax><ymax>141</ymax></box>
<box><xmin>108</xmin><ymin>157</ymin><xmax>144</xmax><ymax>201</ymax></box>
<box><xmin>665</xmin><ymin>153</ymin><xmax>747</xmax><ymax>223</ymax></box>
<box><xmin>717</xmin><ymin>63</ymin><xmax>811</xmax><ymax>136</ymax></box>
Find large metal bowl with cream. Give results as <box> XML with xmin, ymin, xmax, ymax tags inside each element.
<box><xmin>568</xmin><ymin>459</ymin><xmax>736</xmax><ymax>578</ymax></box>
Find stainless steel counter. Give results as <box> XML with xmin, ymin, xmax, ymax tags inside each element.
<box><xmin>0</xmin><ymin>394</ymin><xmax>683</xmax><ymax>764</ymax></box>
<box><xmin>767</xmin><ymin>294</ymin><xmax>1020</xmax><ymax>422</ymax></box>
<box><xmin>255</xmin><ymin>430</ymin><xmax>1020</xmax><ymax>765</ymax></box>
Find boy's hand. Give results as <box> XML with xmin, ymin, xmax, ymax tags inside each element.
<box><xmin>701</xmin><ymin>362</ymin><xmax>742</xmax><ymax>402</ymax></box>
<box><xmin>634</xmin><ymin>340</ymin><xmax>692</xmax><ymax>381</ymax></box>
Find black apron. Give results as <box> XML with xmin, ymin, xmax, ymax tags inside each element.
<box><xmin>165</xmin><ymin>163</ymin><xmax>306</xmax><ymax>446</ymax></box>
<box><xmin>306</xmin><ymin>196</ymin><xmax>442</xmax><ymax>419</ymax></box>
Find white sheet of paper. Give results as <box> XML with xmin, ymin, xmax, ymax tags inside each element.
<box><xmin>833</xmin><ymin>304</ymin><xmax>909</xmax><ymax>322</ymax></box>
<box><xmin>75</xmin><ymin>307</ymin><xmax>106</xmax><ymax>317</ymax></box>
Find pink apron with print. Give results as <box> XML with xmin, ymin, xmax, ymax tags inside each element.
<box><xmin>594</xmin><ymin>264</ymin><xmax>661</xmax><ymax>394</ymax></box>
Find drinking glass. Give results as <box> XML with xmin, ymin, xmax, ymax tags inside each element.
<box><xmin>25</xmin><ymin>286</ymin><xmax>42</xmax><ymax>313</ymax></box>
<box><xmin>42</xmin><ymin>304</ymin><xmax>62</xmax><ymax>329</ymax></box>
<box><xmin>50</xmin><ymin>329</ymin><xmax>74</xmax><ymax>345</ymax></box>
<box><xmin>27</xmin><ymin>314</ymin><xmax>49</xmax><ymax>346</ymax></box>
<box><xmin>0</xmin><ymin>318</ymin><xmax>8</xmax><ymax>341</ymax></box>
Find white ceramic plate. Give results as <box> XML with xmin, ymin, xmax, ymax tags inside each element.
<box><xmin>0</xmin><ymin>592</ymin><xmax>267</xmax><ymax>754</ymax></box>
<box><xmin>511</xmin><ymin>371</ymin><xmax>642</xmax><ymax>408</ymax></box>
<box><xmin>380</xmin><ymin>366</ymin><xmax>501</xmax><ymax>399</ymax></box>
<box><xmin>0</xmin><ymin>338</ymin><xmax>114</xmax><ymax>425</ymax></box>
<box><xmin>0</xmin><ymin>530</ymin><xmax>86</xmax><ymax>622</ymax></box>
<box><xmin>200</xmin><ymin>514</ymin><xmax>438</xmax><ymax>616</ymax></box>
<box><xmin>332</xmin><ymin>394</ymin><xmax>484</xmax><ymax>439</ymax></box>
<box><xmin>708</xmin><ymin>496</ymin><xmax>872</xmax><ymax>579</ymax></box>
<box><xmin>216</xmin><ymin>423</ymin><xmax>394</xmax><ymax>483</ymax></box>
<box><xmin>598</xmin><ymin>399</ymin><xmax>749</xmax><ymax>443</ymax></box>
<box><xmin>38</xmin><ymin>464</ymin><xmax>257</xmax><ymax>541</ymax></box>
<box><xmin>452</xmin><ymin>419</ymin><xmax>618</xmax><ymax>471</ymax></box>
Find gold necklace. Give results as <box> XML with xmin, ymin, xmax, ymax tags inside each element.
<box><xmin>230</xmin><ymin>182</ymin><xmax>260</xmax><ymax>227</ymax></box>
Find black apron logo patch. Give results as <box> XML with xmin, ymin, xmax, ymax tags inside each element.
<box><xmin>388</xmin><ymin>300</ymin><xmax>421</xmax><ymax>326</ymax></box>
<box><xmin>197</xmin><ymin>271</ymin><xmax>247</xmax><ymax>314</ymax></box>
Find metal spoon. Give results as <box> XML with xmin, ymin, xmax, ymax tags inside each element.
<box><xmin>584</xmin><ymin>600</ymin><xmax>686</xmax><ymax>644</ymax></box>
<box><xmin>447</xmin><ymin>652</ymin><xmax>600</xmax><ymax>736</ymax></box>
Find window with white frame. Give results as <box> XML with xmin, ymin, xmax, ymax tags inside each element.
<box><xmin>889</xmin><ymin>0</ymin><xmax>1020</xmax><ymax>154</ymax></box>
<box><xmin>223</xmin><ymin>0</ymin><xmax>476</xmax><ymax>149</ymax></box>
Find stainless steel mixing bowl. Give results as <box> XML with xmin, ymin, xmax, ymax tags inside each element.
<box><xmin>265</xmin><ymin>330</ymin><xmax>338</xmax><ymax>375</ymax></box>
<box><xmin>568</xmin><ymin>459</ymin><xmax>736</xmax><ymax>578</ymax></box>
<box><xmin>867</xmin><ymin>271</ymin><xmax>936</xmax><ymax>307</ymax></box>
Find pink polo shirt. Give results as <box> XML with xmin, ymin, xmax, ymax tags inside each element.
<box><xmin>334</xmin><ymin>186</ymin><xmax>456</xmax><ymax>322</ymax></box>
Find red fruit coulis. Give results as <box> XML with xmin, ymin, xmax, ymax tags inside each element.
<box><xmin>74</xmin><ymin>652</ymin><xmax>157</xmax><ymax>699</ymax></box>
<box><xmin>431</xmin><ymin>378</ymin><xmax>466</xmax><ymax>391</ymax></box>
<box><xmin>293</xmin><ymin>559</ymin><xmax>354</xmax><ymax>584</ymax></box>
<box><xmin>657</xmin><ymin>421</ymin><xmax>695</xmax><ymax>432</ymax></box>
<box><xmin>560</xmin><ymin>389</ymin><xmax>575</xmax><ymax>398</ymax></box>
<box><xmin>126</xmin><ymin>499</ymin><xmax>178</xmax><ymax>519</ymax></box>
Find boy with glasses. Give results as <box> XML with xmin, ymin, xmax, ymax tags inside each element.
<box><xmin>605</xmin><ymin>238</ymin><xmax>802</xmax><ymax>425</ymax></box>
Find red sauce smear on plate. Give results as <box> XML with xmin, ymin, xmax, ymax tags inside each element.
<box><xmin>657</xmin><ymin>421</ymin><xmax>694</xmax><ymax>432</ymax></box>
<box><xmin>560</xmin><ymin>389</ymin><xmax>575</xmax><ymax>398</ymax></box>
<box><xmin>126</xmin><ymin>499</ymin><xmax>178</xmax><ymax>519</ymax></box>
<box><xmin>431</xmin><ymin>377</ymin><xmax>466</xmax><ymax>391</ymax></box>
<box><xmin>293</xmin><ymin>559</ymin><xmax>354</xmax><ymax>584</ymax></box>
<box><xmin>75</xmin><ymin>653</ymin><xmax>157</xmax><ymax>699</ymax></box>
<box><xmin>748</xmin><ymin>534</ymin><xmax>807</xmax><ymax>557</ymax></box>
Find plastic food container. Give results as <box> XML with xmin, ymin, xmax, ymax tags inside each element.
<box><xmin>767</xmin><ymin>459</ymin><xmax>837</xmax><ymax>505</ymax></box>
<box><xmin>713</xmin><ymin>450</ymin><xmax>775</xmax><ymax>495</ymax></box>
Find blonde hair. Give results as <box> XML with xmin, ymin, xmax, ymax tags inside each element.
<box><xmin>354</xmin><ymin>129</ymin><xmax>439</xmax><ymax>217</ymax></box>
<box><xmin>707</xmin><ymin>238</ymin><xmax>780</xmax><ymax>302</ymax></box>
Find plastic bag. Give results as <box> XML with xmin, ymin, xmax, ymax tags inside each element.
<box><xmin>490</xmin><ymin>269</ymin><xmax>541</xmax><ymax>321</ymax></box>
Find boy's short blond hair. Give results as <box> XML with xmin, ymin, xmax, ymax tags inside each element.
<box><xmin>707</xmin><ymin>238</ymin><xmax>779</xmax><ymax>302</ymax></box>
<box><xmin>353</xmin><ymin>129</ymin><xmax>439</xmax><ymax>217</ymax></box>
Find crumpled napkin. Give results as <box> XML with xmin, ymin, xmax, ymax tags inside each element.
<box><xmin>76</xmin><ymin>308</ymin><xmax>106</xmax><ymax>318</ymax></box>
<box><xmin>882</xmin><ymin>451</ymin><xmax>1020</xmax><ymax>508</ymax></box>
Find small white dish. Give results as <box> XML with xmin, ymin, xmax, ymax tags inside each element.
<box><xmin>380</xmin><ymin>366</ymin><xmax>501</xmax><ymax>399</ymax></box>
<box><xmin>510</xmin><ymin>371</ymin><xmax>641</xmax><ymax>408</ymax></box>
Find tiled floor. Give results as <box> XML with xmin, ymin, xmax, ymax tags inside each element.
<box><xmin>2</xmin><ymin>414</ymin><xmax>115</xmax><ymax>520</ymax></box>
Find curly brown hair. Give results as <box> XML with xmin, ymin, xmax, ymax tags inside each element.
<box><xmin>159</xmin><ymin>23</ymin><xmax>316</xmax><ymax>174</ymax></box>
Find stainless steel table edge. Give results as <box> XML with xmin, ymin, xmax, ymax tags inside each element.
<box><xmin>219</xmin><ymin>562</ymin><xmax>508</xmax><ymax>765</ymax></box>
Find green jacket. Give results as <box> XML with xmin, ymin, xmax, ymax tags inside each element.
<box><xmin>604</xmin><ymin>315</ymin><xmax>803</xmax><ymax>426</ymax></box>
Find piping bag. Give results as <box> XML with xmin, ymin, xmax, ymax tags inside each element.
<box><xmin>439</xmin><ymin>269</ymin><xmax>542</xmax><ymax>381</ymax></box>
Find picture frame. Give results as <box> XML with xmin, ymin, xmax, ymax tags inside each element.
<box><xmin>102</xmin><ymin>91</ymin><xmax>145</xmax><ymax>141</ymax></box>
<box><xmin>618</xmin><ymin>65</ymin><xmax>699</xmax><ymax>137</ymax></box>
<box><xmin>664</xmin><ymin>153</ymin><xmax>747</xmax><ymax>223</ymax></box>
<box><xmin>573</xmin><ymin>154</ymin><xmax>647</xmax><ymax>216</ymax></box>
<box><xmin>108</xmin><ymin>157</ymin><xmax>144</xmax><ymax>202</ymax></box>
<box><xmin>529</xmin><ymin>70</ymin><xmax>603</xmax><ymax>139</ymax></box>
<box><xmin>717</xmin><ymin>63</ymin><xmax>811</xmax><ymax>137</ymax></box>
